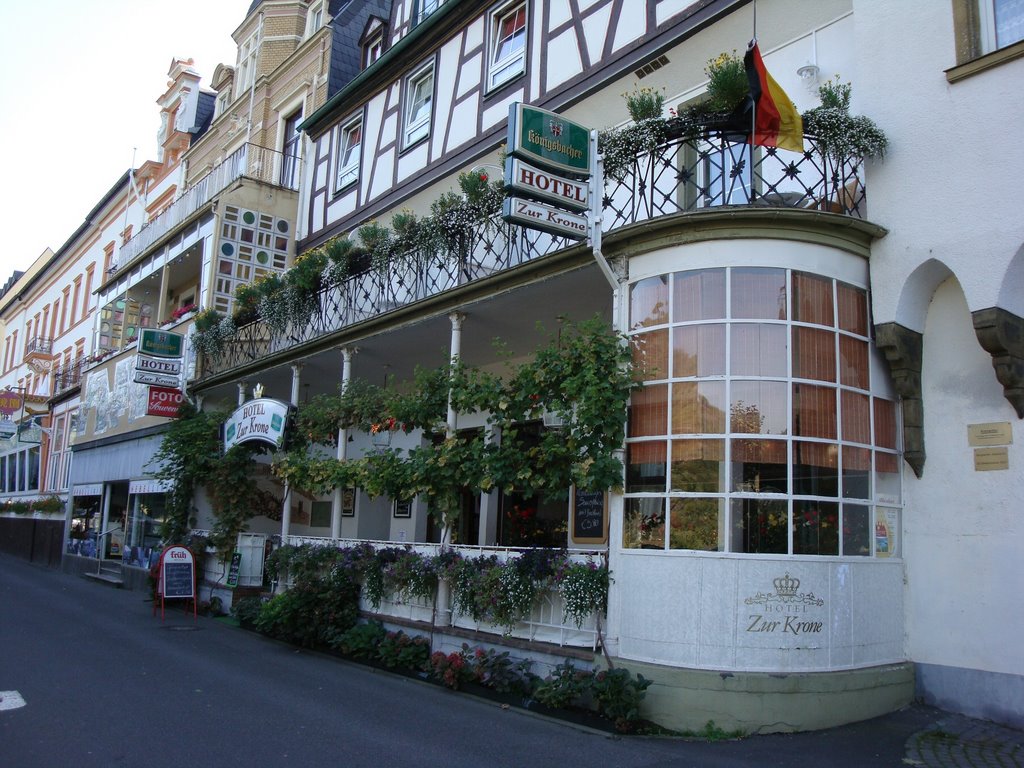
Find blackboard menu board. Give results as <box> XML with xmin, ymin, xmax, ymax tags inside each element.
<box><xmin>571</xmin><ymin>488</ymin><xmax>607</xmax><ymax>544</ymax></box>
<box><xmin>162</xmin><ymin>561</ymin><xmax>195</xmax><ymax>599</ymax></box>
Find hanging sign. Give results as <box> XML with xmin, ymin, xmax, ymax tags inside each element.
<box><xmin>134</xmin><ymin>371</ymin><xmax>181</xmax><ymax>388</ymax></box>
<box><xmin>136</xmin><ymin>354</ymin><xmax>182</xmax><ymax>376</ymax></box>
<box><xmin>502</xmin><ymin>197</ymin><xmax>588</xmax><ymax>239</ymax></box>
<box><xmin>223</xmin><ymin>397</ymin><xmax>290</xmax><ymax>450</ymax></box>
<box><xmin>0</xmin><ymin>391</ymin><xmax>22</xmax><ymax>416</ymax></box>
<box><xmin>505</xmin><ymin>157</ymin><xmax>589</xmax><ymax>212</ymax></box>
<box><xmin>508</xmin><ymin>103</ymin><xmax>591</xmax><ymax>175</ymax></box>
<box><xmin>138</xmin><ymin>329</ymin><xmax>184</xmax><ymax>358</ymax></box>
<box><xmin>147</xmin><ymin>386</ymin><xmax>184</xmax><ymax>417</ymax></box>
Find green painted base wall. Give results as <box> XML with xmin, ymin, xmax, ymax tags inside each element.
<box><xmin>604</xmin><ymin>658</ymin><xmax>915</xmax><ymax>734</ymax></box>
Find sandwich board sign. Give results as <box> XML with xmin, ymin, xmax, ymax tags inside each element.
<box><xmin>154</xmin><ymin>545</ymin><xmax>196</xmax><ymax>621</ymax></box>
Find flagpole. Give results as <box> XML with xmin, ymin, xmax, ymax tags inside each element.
<box><xmin>750</xmin><ymin>0</ymin><xmax>757</xmax><ymax>200</ymax></box>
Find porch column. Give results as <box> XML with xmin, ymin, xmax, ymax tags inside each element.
<box><xmin>236</xmin><ymin>380</ymin><xmax>247</xmax><ymax>407</ymax></box>
<box><xmin>441</xmin><ymin>311</ymin><xmax>464</xmax><ymax>547</ymax></box>
<box><xmin>98</xmin><ymin>483</ymin><xmax>112</xmax><ymax>559</ymax></box>
<box><xmin>478</xmin><ymin>424</ymin><xmax>501</xmax><ymax>546</ymax></box>
<box><xmin>156</xmin><ymin>265</ymin><xmax>171</xmax><ymax>329</ymax></box>
<box><xmin>280</xmin><ymin>363</ymin><xmax>303</xmax><ymax>542</ymax></box>
<box><xmin>331</xmin><ymin>348</ymin><xmax>354</xmax><ymax>539</ymax></box>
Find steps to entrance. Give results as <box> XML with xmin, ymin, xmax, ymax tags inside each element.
<box><xmin>84</xmin><ymin>559</ymin><xmax>124</xmax><ymax>588</ymax></box>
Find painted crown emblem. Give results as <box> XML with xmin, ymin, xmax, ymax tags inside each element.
<box><xmin>774</xmin><ymin>572</ymin><xmax>800</xmax><ymax>596</ymax></box>
<box><xmin>549</xmin><ymin>120</ymin><xmax>563</xmax><ymax>137</ymax></box>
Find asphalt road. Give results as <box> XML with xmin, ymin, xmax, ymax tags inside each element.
<box><xmin>0</xmin><ymin>552</ymin><xmax>940</xmax><ymax>767</ymax></box>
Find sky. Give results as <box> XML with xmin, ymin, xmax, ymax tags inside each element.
<box><xmin>0</xmin><ymin>1</ymin><xmax>251</xmax><ymax>279</ymax></box>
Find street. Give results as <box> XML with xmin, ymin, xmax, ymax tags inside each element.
<box><xmin>1</xmin><ymin>553</ymin><xmax>941</xmax><ymax>767</ymax></box>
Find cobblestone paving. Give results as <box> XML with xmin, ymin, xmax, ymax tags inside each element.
<box><xmin>905</xmin><ymin>715</ymin><xmax>1024</xmax><ymax>767</ymax></box>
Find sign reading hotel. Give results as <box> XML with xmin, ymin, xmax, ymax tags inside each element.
<box><xmin>224</xmin><ymin>397</ymin><xmax>290</xmax><ymax>450</ymax></box>
<box><xmin>505</xmin><ymin>157</ymin><xmax>589</xmax><ymax>211</ymax></box>
<box><xmin>743</xmin><ymin>573</ymin><xmax>825</xmax><ymax>638</ymax></box>
<box><xmin>504</xmin><ymin>103</ymin><xmax>593</xmax><ymax>241</ymax></box>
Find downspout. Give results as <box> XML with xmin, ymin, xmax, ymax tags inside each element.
<box><xmin>244</xmin><ymin>11</ymin><xmax>264</xmax><ymax>148</ymax></box>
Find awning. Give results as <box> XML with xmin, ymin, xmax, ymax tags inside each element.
<box><xmin>129</xmin><ymin>478</ymin><xmax>172</xmax><ymax>495</ymax></box>
<box><xmin>73</xmin><ymin>484</ymin><xmax>103</xmax><ymax>497</ymax></box>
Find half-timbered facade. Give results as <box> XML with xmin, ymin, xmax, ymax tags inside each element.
<box><xmin>114</xmin><ymin>0</ymin><xmax>1024</xmax><ymax>733</ymax></box>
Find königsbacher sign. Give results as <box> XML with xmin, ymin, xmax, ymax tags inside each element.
<box><xmin>508</xmin><ymin>103</ymin><xmax>590</xmax><ymax>175</ymax></box>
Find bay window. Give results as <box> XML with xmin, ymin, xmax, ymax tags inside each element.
<box><xmin>624</xmin><ymin>266</ymin><xmax>901</xmax><ymax>557</ymax></box>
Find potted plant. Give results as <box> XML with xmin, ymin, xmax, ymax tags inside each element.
<box><xmin>802</xmin><ymin>77</ymin><xmax>888</xmax><ymax>160</ymax></box>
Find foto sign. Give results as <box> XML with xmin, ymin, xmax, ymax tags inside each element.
<box><xmin>224</xmin><ymin>397</ymin><xmax>289</xmax><ymax>450</ymax></box>
<box><xmin>508</xmin><ymin>103</ymin><xmax>590</xmax><ymax>175</ymax></box>
<box><xmin>147</xmin><ymin>386</ymin><xmax>184</xmax><ymax>418</ymax></box>
<box><xmin>505</xmin><ymin>157</ymin><xmax>589</xmax><ymax>212</ymax></box>
<box><xmin>502</xmin><ymin>196</ymin><xmax>588</xmax><ymax>240</ymax></box>
<box><xmin>138</xmin><ymin>329</ymin><xmax>184</xmax><ymax>358</ymax></box>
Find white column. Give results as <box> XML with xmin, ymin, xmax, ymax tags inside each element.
<box><xmin>331</xmin><ymin>348</ymin><xmax>354</xmax><ymax>540</ymax></box>
<box><xmin>236</xmin><ymin>381</ymin><xmax>248</xmax><ymax>407</ymax></box>
<box><xmin>280</xmin><ymin>363</ymin><xmax>303</xmax><ymax>542</ymax></box>
<box><xmin>441</xmin><ymin>312</ymin><xmax>464</xmax><ymax>547</ymax></box>
<box><xmin>478</xmin><ymin>424</ymin><xmax>501</xmax><ymax>545</ymax></box>
<box><xmin>98</xmin><ymin>484</ymin><xmax>112</xmax><ymax>559</ymax></box>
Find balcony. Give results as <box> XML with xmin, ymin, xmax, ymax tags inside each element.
<box><xmin>51</xmin><ymin>359</ymin><xmax>84</xmax><ymax>396</ymax></box>
<box><xmin>24</xmin><ymin>337</ymin><xmax>53</xmax><ymax>358</ymax></box>
<box><xmin>197</xmin><ymin>128</ymin><xmax>869</xmax><ymax>381</ymax></box>
<box><xmin>112</xmin><ymin>143</ymin><xmax>302</xmax><ymax>272</ymax></box>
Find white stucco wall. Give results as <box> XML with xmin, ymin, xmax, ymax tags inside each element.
<box><xmin>904</xmin><ymin>278</ymin><xmax>1023</xmax><ymax>676</ymax></box>
<box><xmin>855</xmin><ymin>0</ymin><xmax>1024</xmax><ymax>326</ymax></box>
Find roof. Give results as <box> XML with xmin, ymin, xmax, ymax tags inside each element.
<box><xmin>191</xmin><ymin>91</ymin><xmax>216</xmax><ymax>138</ymax></box>
<box><xmin>327</xmin><ymin>0</ymin><xmax>394</xmax><ymax>99</ymax></box>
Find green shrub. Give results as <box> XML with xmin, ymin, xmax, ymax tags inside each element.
<box><xmin>532</xmin><ymin>660</ymin><xmax>593</xmax><ymax>709</ymax></box>
<box><xmin>591</xmin><ymin>667</ymin><xmax>652</xmax><ymax>733</ymax></box>
<box><xmin>256</xmin><ymin>571</ymin><xmax>360</xmax><ymax>647</ymax></box>
<box><xmin>232</xmin><ymin>596</ymin><xmax>265</xmax><ymax>628</ymax></box>
<box><xmin>330</xmin><ymin>621</ymin><xmax>387</xmax><ymax>658</ymax></box>
<box><xmin>376</xmin><ymin>630</ymin><xmax>430</xmax><ymax>670</ymax></box>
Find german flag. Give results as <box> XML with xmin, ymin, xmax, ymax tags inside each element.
<box><xmin>744</xmin><ymin>40</ymin><xmax>803</xmax><ymax>153</ymax></box>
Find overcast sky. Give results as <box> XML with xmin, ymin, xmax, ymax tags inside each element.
<box><xmin>0</xmin><ymin>1</ymin><xmax>250</xmax><ymax>279</ymax></box>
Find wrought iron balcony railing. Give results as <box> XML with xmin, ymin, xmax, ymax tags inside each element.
<box><xmin>113</xmin><ymin>143</ymin><xmax>302</xmax><ymax>271</ymax></box>
<box><xmin>51</xmin><ymin>359</ymin><xmax>84</xmax><ymax>396</ymax></box>
<box><xmin>24</xmin><ymin>337</ymin><xmax>53</xmax><ymax>357</ymax></box>
<box><xmin>198</xmin><ymin>127</ymin><xmax>868</xmax><ymax>380</ymax></box>
<box><xmin>602</xmin><ymin>128</ymin><xmax>866</xmax><ymax>229</ymax></box>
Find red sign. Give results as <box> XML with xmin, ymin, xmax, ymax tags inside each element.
<box><xmin>0</xmin><ymin>391</ymin><xmax>22</xmax><ymax>416</ymax></box>
<box><xmin>147</xmin><ymin>386</ymin><xmax>183</xmax><ymax>418</ymax></box>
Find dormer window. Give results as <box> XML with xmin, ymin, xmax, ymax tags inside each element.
<box><xmin>364</xmin><ymin>33</ymin><xmax>384</xmax><ymax>68</ymax></box>
<box><xmin>215</xmin><ymin>89</ymin><xmax>232</xmax><ymax>118</ymax></box>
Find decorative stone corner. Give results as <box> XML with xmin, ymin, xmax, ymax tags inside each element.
<box><xmin>874</xmin><ymin>322</ymin><xmax>925</xmax><ymax>478</ymax></box>
<box><xmin>972</xmin><ymin>307</ymin><xmax>1024</xmax><ymax>419</ymax></box>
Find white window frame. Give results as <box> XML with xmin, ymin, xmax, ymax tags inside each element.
<box><xmin>978</xmin><ymin>0</ymin><xmax>1024</xmax><ymax>52</ymax></box>
<box><xmin>417</xmin><ymin>0</ymin><xmax>445</xmax><ymax>23</ymax></box>
<box><xmin>487</xmin><ymin>1</ymin><xmax>527</xmax><ymax>90</ymax></box>
<box><xmin>403</xmin><ymin>63</ymin><xmax>434</xmax><ymax>148</ymax></box>
<box><xmin>215</xmin><ymin>88</ymin><xmax>232</xmax><ymax>119</ymax></box>
<box><xmin>336</xmin><ymin>117</ymin><xmax>363</xmax><ymax>191</ymax></box>
<box><xmin>236</xmin><ymin>30</ymin><xmax>259</xmax><ymax>92</ymax></box>
<box><xmin>364</xmin><ymin>32</ymin><xmax>384</xmax><ymax>68</ymax></box>
<box><xmin>305</xmin><ymin>0</ymin><xmax>325</xmax><ymax>38</ymax></box>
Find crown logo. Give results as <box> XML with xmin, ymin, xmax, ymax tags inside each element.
<box><xmin>549</xmin><ymin>120</ymin><xmax>563</xmax><ymax>137</ymax></box>
<box><xmin>773</xmin><ymin>573</ymin><xmax>799</xmax><ymax>596</ymax></box>
<box><xmin>253</xmin><ymin>383</ymin><xmax>264</xmax><ymax>399</ymax></box>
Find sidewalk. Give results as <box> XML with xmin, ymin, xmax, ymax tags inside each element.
<box><xmin>904</xmin><ymin>711</ymin><xmax>1023</xmax><ymax>768</ymax></box>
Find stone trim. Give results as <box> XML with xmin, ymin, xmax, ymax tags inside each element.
<box><xmin>972</xmin><ymin>307</ymin><xmax>1024</xmax><ymax>418</ymax></box>
<box><xmin>875</xmin><ymin>322</ymin><xmax>925</xmax><ymax>478</ymax></box>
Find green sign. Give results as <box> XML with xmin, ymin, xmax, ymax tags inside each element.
<box><xmin>138</xmin><ymin>329</ymin><xmax>184</xmax><ymax>358</ymax></box>
<box><xmin>508</xmin><ymin>103</ymin><xmax>591</xmax><ymax>176</ymax></box>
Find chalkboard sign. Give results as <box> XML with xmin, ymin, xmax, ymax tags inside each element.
<box><xmin>226</xmin><ymin>551</ymin><xmax>242</xmax><ymax>588</ymax></box>
<box><xmin>571</xmin><ymin>488</ymin><xmax>607</xmax><ymax>544</ymax></box>
<box><xmin>163</xmin><ymin>562</ymin><xmax>195</xmax><ymax>598</ymax></box>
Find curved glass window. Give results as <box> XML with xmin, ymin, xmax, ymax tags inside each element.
<box><xmin>625</xmin><ymin>267</ymin><xmax>901</xmax><ymax>557</ymax></box>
